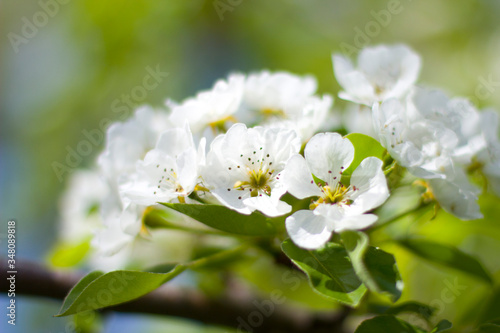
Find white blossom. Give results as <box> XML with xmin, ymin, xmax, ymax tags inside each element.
<box><xmin>373</xmin><ymin>98</ymin><xmax>457</xmax><ymax>179</ymax></box>
<box><xmin>58</xmin><ymin>170</ymin><xmax>106</xmax><ymax>243</ymax></box>
<box><xmin>169</xmin><ymin>74</ymin><xmax>244</xmax><ymax>135</ymax></box>
<box><xmin>202</xmin><ymin>123</ymin><xmax>301</xmax><ymax>217</ymax></box>
<box><xmin>120</xmin><ymin>124</ymin><xmax>204</xmax><ymax>206</ymax></box>
<box><xmin>428</xmin><ymin>169</ymin><xmax>483</xmax><ymax>220</ymax></box>
<box><xmin>237</xmin><ymin>71</ymin><xmax>334</xmax><ymax>140</ymax></box>
<box><xmin>96</xmin><ymin>106</ymin><xmax>171</xmax><ymax>254</ymax></box>
<box><xmin>373</xmin><ymin>92</ymin><xmax>484</xmax><ymax>220</ymax></box>
<box><xmin>333</xmin><ymin>44</ymin><xmax>421</xmax><ymax>105</ymax></box>
<box><xmin>283</xmin><ymin>133</ymin><xmax>389</xmax><ymax>249</ymax></box>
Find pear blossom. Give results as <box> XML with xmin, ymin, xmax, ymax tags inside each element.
<box><xmin>237</xmin><ymin>71</ymin><xmax>334</xmax><ymax>140</ymax></box>
<box><xmin>202</xmin><ymin>123</ymin><xmax>301</xmax><ymax>217</ymax></box>
<box><xmin>120</xmin><ymin>124</ymin><xmax>204</xmax><ymax>206</ymax></box>
<box><xmin>372</xmin><ymin>98</ymin><xmax>458</xmax><ymax>179</ymax></box>
<box><xmin>342</xmin><ymin>104</ymin><xmax>377</xmax><ymax>139</ymax></box>
<box><xmin>428</xmin><ymin>170</ymin><xmax>483</xmax><ymax>220</ymax></box>
<box><xmin>470</xmin><ymin>110</ymin><xmax>500</xmax><ymax>196</ymax></box>
<box><xmin>59</xmin><ymin>170</ymin><xmax>107</xmax><ymax>243</ymax></box>
<box><xmin>333</xmin><ymin>44</ymin><xmax>421</xmax><ymax>105</ymax></box>
<box><xmin>96</xmin><ymin>106</ymin><xmax>171</xmax><ymax>254</ymax></box>
<box><xmin>372</xmin><ymin>94</ymin><xmax>484</xmax><ymax>220</ymax></box>
<box><xmin>410</xmin><ymin>87</ymin><xmax>487</xmax><ymax>164</ymax></box>
<box><xmin>283</xmin><ymin>133</ymin><xmax>389</xmax><ymax>249</ymax></box>
<box><xmin>169</xmin><ymin>74</ymin><xmax>244</xmax><ymax>136</ymax></box>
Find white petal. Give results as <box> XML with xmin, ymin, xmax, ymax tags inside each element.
<box><xmin>331</xmin><ymin>214</ymin><xmax>379</xmax><ymax>233</ymax></box>
<box><xmin>333</xmin><ymin>54</ymin><xmax>375</xmax><ymax>105</ymax></box>
<box><xmin>177</xmin><ymin>148</ymin><xmax>198</xmax><ymax>192</ymax></box>
<box><xmin>244</xmin><ymin>196</ymin><xmax>291</xmax><ymax>217</ymax></box>
<box><xmin>211</xmin><ymin>188</ymin><xmax>253</xmax><ymax>215</ymax></box>
<box><xmin>283</xmin><ymin>154</ymin><xmax>323</xmax><ymax>199</ymax></box>
<box><xmin>429</xmin><ymin>178</ymin><xmax>483</xmax><ymax>220</ymax></box>
<box><xmin>350</xmin><ymin>157</ymin><xmax>389</xmax><ymax>213</ymax></box>
<box><xmin>304</xmin><ymin>132</ymin><xmax>354</xmax><ymax>184</ymax></box>
<box><xmin>286</xmin><ymin>210</ymin><xmax>332</xmax><ymax>249</ymax></box>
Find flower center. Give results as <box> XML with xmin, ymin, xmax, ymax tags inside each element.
<box><xmin>226</xmin><ymin>148</ymin><xmax>279</xmax><ymax>198</ymax></box>
<box><xmin>208</xmin><ymin>115</ymin><xmax>238</xmax><ymax>133</ymax></box>
<box><xmin>154</xmin><ymin>165</ymin><xmax>186</xmax><ymax>200</ymax></box>
<box><xmin>309</xmin><ymin>182</ymin><xmax>356</xmax><ymax>210</ymax></box>
<box><xmin>234</xmin><ymin>169</ymin><xmax>273</xmax><ymax>197</ymax></box>
<box><xmin>261</xmin><ymin>108</ymin><xmax>286</xmax><ymax>119</ymax></box>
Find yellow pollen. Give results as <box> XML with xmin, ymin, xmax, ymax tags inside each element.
<box><xmin>234</xmin><ymin>169</ymin><xmax>273</xmax><ymax>197</ymax></box>
<box><xmin>310</xmin><ymin>183</ymin><xmax>352</xmax><ymax>210</ymax></box>
<box><xmin>261</xmin><ymin>108</ymin><xmax>286</xmax><ymax>119</ymax></box>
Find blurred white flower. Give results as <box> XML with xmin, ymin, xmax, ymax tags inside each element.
<box><xmin>428</xmin><ymin>169</ymin><xmax>483</xmax><ymax>220</ymax></box>
<box><xmin>238</xmin><ymin>71</ymin><xmax>334</xmax><ymax>140</ymax></box>
<box><xmin>475</xmin><ymin>110</ymin><xmax>500</xmax><ymax>196</ymax></box>
<box><xmin>169</xmin><ymin>74</ymin><xmax>245</xmax><ymax>135</ymax></box>
<box><xmin>373</xmin><ymin>98</ymin><xmax>457</xmax><ymax>179</ymax></box>
<box><xmin>410</xmin><ymin>87</ymin><xmax>487</xmax><ymax>164</ymax></box>
<box><xmin>342</xmin><ymin>104</ymin><xmax>377</xmax><ymax>139</ymax></box>
<box><xmin>283</xmin><ymin>133</ymin><xmax>389</xmax><ymax>249</ymax></box>
<box><xmin>373</xmin><ymin>93</ymin><xmax>485</xmax><ymax>220</ymax></box>
<box><xmin>96</xmin><ymin>106</ymin><xmax>171</xmax><ymax>254</ymax></box>
<box><xmin>333</xmin><ymin>44</ymin><xmax>421</xmax><ymax>105</ymax></box>
<box><xmin>59</xmin><ymin>170</ymin><xmax>106</xmax><ymax>243</ymax></box>
<box><xmin>202</xmin><ymin>123</ymin><xmax>301</xmax><ymax>217</ymax></box>
<box><xmin>120</xmin><ymin>124</ymin><xmax>204</xmax><ymax>206</ymax></box>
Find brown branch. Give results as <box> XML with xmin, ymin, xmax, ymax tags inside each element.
<box><xmin>0</xmin><ymin>258</ymin><xmax>350</xmax><ymax>333</ymax></box>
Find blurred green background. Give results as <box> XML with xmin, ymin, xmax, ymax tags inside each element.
<box><xmin>1</xmin><ymin>0</ymin><xmax>500</xmax><ymax>332</ymax></box>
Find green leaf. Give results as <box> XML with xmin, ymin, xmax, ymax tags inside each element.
<box><xmin>48</xmin><ymin>238</ymin><xmax>91</xmax><ymax>268</ymax></box>
<box><xmin>342</xmin><ymin>133</ymin><xmax>386</xmax><ymax>182</ymax></box>
<box><xmin>384</xmin><ymin>301</ymin><xmax>436</xmax><ymax>321</ymax></box>
<box><xmin>161</xmin><ymin>203</ymin><xmax>284</xmax><ymax>236</ymax></box>
<box><xmin>399</xmin><ymin>239</ymin><xmax>493</xmax><ymax>284</ymax></box>
<box><xmin>58</xmin><ymin>271</ymin><xmax>104</xmax><ymax>315</ymax></box>
<box><xmin>56</xmin><ymin>266</ymin><xmax>186</xmax><ymax>316</ymax></box>
<box><xmin>342</xmin><ymin>231</ymin><xmax>403</xmax><ymax>301</ymax></box>
<box><xmin>430</xmin><ymin>319</ymin><xmax>453</xmax><ymax>333</ymax></box>
<box><xmin>281</xmin><ymin>239</ymin><xmax>367</xmax><ymax>307</ymax></box>
<box><xmin>355</xmin><ymin>315</ymin><xmax>426</xmax><ymax>333</ymax></box>
<box><xmin>363</xmin><ymin>247</ymin><xmax>403</xmax><ymax>301</ymax></box>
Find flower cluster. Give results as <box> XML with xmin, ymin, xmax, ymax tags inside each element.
<box><xmin>58</xmin><ymin>46</ymin><xmax>500</xmax><ymax>257</ymax></box>
<box><xmin>334</xmin><ymin>44</ymin><xmax>500</xmax><ymax>220</ymax></box>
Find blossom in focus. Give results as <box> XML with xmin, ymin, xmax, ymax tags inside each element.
<box><xmin>333</xmin><ymin>44</ymin><xmax>421</xmax><ymax>105</ymax></box>
<box><xmin>202</xmin><ymin>123</ymin><xmax>301</xmax><ymax>217</ymax></box>
<box><xmin>283</xmin><ymin>133</ymin><xmax>389</xmax><ymax>249</ymax></box>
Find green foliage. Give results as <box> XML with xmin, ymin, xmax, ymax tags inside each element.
<box><xmin>48</xmin><ymin>238</ymin><xmax>91</xmax><ymax>268</ymax></box>
<box><xmin>56</xmin><ymin>266</ymin><xmax>186</xmax><ymax>316</ymax></box>
<box><xmin>342</xmin><ymin>231</ymin><xmax>403</xmax><ymax>301</ymax></box>
<box><xmin>398</xmin><ymin>239</ymin><xmax>493</xmax><ymax>284</ymax></box>
<box><xmin>384</xmin><ymin>301</ymin><xmax>436</xmax><ymax>321</ymax></box>
<box><xmin>281</xmin><ymin>239</ymin><xmax>367</xmax><ymax>306</ymax></box>
<box><xmin>161</xmin><ymin>203</ymin><xmax>285</xmax><ymax>236</ymax></box>
<box><xmin>355</xmin><ymin>315</ymin><xmax>427</xmax><ymax>333</ymax></box>
<box><xmin>430</xmin><ymin>320</ymin><xmax>453</xmax><ymax>333</ymax></box>
<box><xmin>342</xmin><ymin>133</ymin><xmax>387</xmax><ymax>184</ymax></box>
